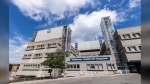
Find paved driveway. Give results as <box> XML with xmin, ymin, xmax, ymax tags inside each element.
<box><xmin>11</xmin><ymin>74</ymin><xmax>141</xmax><ymax>84</ymax></box>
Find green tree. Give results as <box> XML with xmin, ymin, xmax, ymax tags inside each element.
<box><xmin>9</xmin><ymin>64</ymin><xmax>20</xmax><ymax>71</ymax></box>
<box><xmin>9</xmin><ymin>64</ymin><xmax>13</xmax><ymax>71</ymax></box>
<box><xmin>41</xmin><ymin>49</ymin><xmax>66</xmax><ymax>78</ymax></box>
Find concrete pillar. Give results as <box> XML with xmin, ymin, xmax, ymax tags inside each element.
<box><xmin>124</xmin><ymin>63</ymin><xmax>129</xmax><ymax>70</ymax></box>
<box><xmin>79</xmin><ymin>51</ymin><xmax>81</xmax><ymax>57</ymax></box>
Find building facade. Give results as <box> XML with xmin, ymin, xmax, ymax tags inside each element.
<box><xmin>114</xmin><ymin>26</ymin><xmax>141</xmax><ymax>73</ymax></box>
<box><xmin>65</xmin><ymin>40</ymin><xmax>118</xmax><ymax>75</ymax></box>
<box><xmin>16</xmin><ymin>25</ymin><xmax>78</xmax><ymax>77</ymax></box>
<box><xmin>72</xmin><ymin>40</ymin><xmax>103</xmax><ymax>57</ymax></box>
<box><xmin>66</xmin><ymin>55</ymin><xmax>117</xmax><ymax>71</ymax></box>
<box><xmin>16</xmin><ymin>17</ymin><xmax>141</xmax><ymax>77</ymax></box>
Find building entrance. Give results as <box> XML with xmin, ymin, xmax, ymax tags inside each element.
<box><xmin>127</xmin><ymin>62</ymin><xmax>141</xmax><ymax>73</ymax></box>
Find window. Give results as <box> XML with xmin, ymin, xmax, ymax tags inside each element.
<box><xmin>70</xmin><ymin>65</ymin><xmax>73</xmax><ymax>68</ymax></box>
<box><xmin>104</xmin><ymin>17</ymin><xmax>108</xmax><ymax>20</ymax></box>
<box><xmin>90</xmin><ymin>64</ymin><xmax>95</xmax><ymax>69</ymax></box>
<box><xmin>77</xmin><ymin>64</ymin><xmax>80</xmax><ymax>68</ymax></box>
<box><xmin>107</xmin><ymin>64</ymin><xmax>112</xmax><ymax>69</ymax></box>
<box><xmin>107</xmin><ymin>64</ymin><xmax>116</xmax><ymax>70</ymax></box>
<box><xmin>128</xmin><ymin>46</ymin><xmax>136</xmax><ymax>51</ymax></box>
<box><xmin>48</xmin><ymin>44</ymin><xmax>51</xmax><ymax>47</ymax></box>
<box><xmin>139</xmin><ymin>46</ymin><xmax>141</xmax><ymax>50</ymax></box>
<box><xmin>110</xmin><ymin>40</ymin><xmax>113</xmax><ymax>43</ymax></box>
<box><xmin>73</xmin><ymin>64</ymin><xmax>76</xmax><ymax>68</ymax></box>
<box><xmin>123</xmin><ymin>34</ymin><xmax>130</xmax><ymax>39</ymax></box>
<box><xmin>112</xmin><ymin>64</ymin><xmax>115</xmax><ymax>69</ymax></box>
<box><xmin>75</xmin><ymin>43</ymin><xmax>78</xmax><ymax>49</ymax></box>
<box><xmin>105</xmin><ymin>21</ymin><xmax>108</xmax><ymax>27</ymax></box>
<box><xmin>133</xmin><ymin>33</ymin><xmax>140</xmax><ymax>37</ymax></box>
<box><xmin>99</xmin><ymin>64</ymin><xmax>103</xmax><ymax>69</ymax></box>
<box><xmin>95</xmin><ymin>64</ymin><xmax>99</xmax><ymax>69</ymax></box>
<box><xmin>87</xmin><ymin>64</ymin><xmax>90</xmax><ymax>69</ymax></box>
<box><xmin>47</xmin><ymin>29</ymin><xmax>51</xmax><ymax>33</ymax></box>
<box><xmin>37</xmin><ymin>45</ymin><xmax>44</xmax><ymax>48</ymax></box>
<box><xmin>87</xmin><ymin>64</ymin><xmax>104</xmax><ymax>70</ymax></box>
<box><xmin>68</xmin><ymin>64</ymin><xmax>79</xmax><ymax>69</ymax></box>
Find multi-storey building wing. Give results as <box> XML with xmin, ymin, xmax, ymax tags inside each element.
<box><xmin>16</xmin><ymin>25</ymin><xmax>78</xmax><ymax>77</ymax></box>
<box><xmin>72</xmin><ymin>40</ymin><xmax>103</xmax><ymax>57</ymax></box>
<box><xmin>114</xmin><ymin>26</ymin><xmax>141</xmax><ymax>73</ymax></box>
<box><xmin>66</xmin><ymin>40</ymin><xmax>118</xmax><ymax>76</ymax></box>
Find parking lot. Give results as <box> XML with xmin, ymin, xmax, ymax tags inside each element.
<box><xmin>11</xmin><ymin>74</ymin><xmax>141</xmax><ymax>84</ymax></box>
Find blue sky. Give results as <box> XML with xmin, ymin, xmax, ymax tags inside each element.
<box><xmin>9</xmin><ymin>0</ymin><xmax>141</xmax><ymax>64</ymax></box>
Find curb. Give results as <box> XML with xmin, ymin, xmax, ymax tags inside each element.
<box><xmin>10</xmin><ymin>74</ymin><xmax>130</xmax><ymax>84</ymax></box>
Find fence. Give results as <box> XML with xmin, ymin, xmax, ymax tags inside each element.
<box><xmin>9</xmin><ymin>70</ymin><xmax>130</xmax><ymax>83</ymax></box>
<box><xmin>64</xmin><ymin>70</ymin><xmax>130</xmax><ymax>77</ymax></box>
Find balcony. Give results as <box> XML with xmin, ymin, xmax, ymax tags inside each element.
<box><xmin>32</xmin><ymin>55</ymin><xmax>43</xmax><ymax>59</ymax></box>
<box><xmin>26</xmin><ymin>46</ymin><xmax>34</xmax><ymax>51</ymax></box>
<box><xmin>22</xmin><ymin>67</ymin><xmax>40</xmax><ymax>70</ymax></box>
<box><xmin>22</xmin><ymin>56</ymin><xmax>31</xmax><ymax>59</ymax></box>
<box><xmin>47</xmin><ymin>45</ymin><xmax>57</xmax><ymax>48</ymax></box>
<box><xmin>26</xmin><ymin>48</ymin><xmax>34</xmax><ymax>51</ymax></box>
<box><xmin>35</xmin><ymin>47</ymin><xmax>45</xmax><ymax>50</ymax></box>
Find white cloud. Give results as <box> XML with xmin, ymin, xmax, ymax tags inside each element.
<box><xmin>11</xmin><ymin>0</ymin><xmax>99</xmax><ymax>27</ymax></box>
<box><xmin>129</xmin><ymin>0</ymin><xmax>141</xmax><ymax>9</ymax></box>
<box><xmin>108</xmin><ymin>0</ymin><xmax>111</xmax><ymax>3</ymax></box>
<box><xmin>70</xmin><ymin>9</ymin><xmax>126</xmax><ymax>43</ymax></box>
<box><xmin>130</xmin><ymin>14</ymin><xmax>138</xmax><ymax>19</ymax></box>
<box><xmin>9</xmin><ymin>36</ymin><xmax>29</xmax><ymax>64</ymax></box>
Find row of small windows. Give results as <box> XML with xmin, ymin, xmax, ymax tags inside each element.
<box><xmin>127</xmin><ymin>46</ymin><xmax>141</xmax><ymax>51</ymax></box>
<box><xmin>48</xmin><ymin>43</ymin><xmax>56</xmax><ymax>46</ymax></box>
<box><xmin>23</xmin><ymin>64</ymin><xmax>40</xmax><ymax>68</ymax></box>
<box><xmin>27</xmin><ymin>46</ymin><xmax>34</xmax><ymax>48</ymax></box>
<box><xmin>67</xmin><ymin>64</ymin><xmax>80</xmax><ymax>68</ymax></box>
<box><xmin>24</xmin><ymin>54</ymin><xmax>32</xmax><ymax>57</ymax></box>
<box><xmin>87</xmin><ymin>64</ymin><xmax>115</xmax><ymax>70</ymax></box>
<box><xmin>87</xmin><ymin>64</ymin><xmax>103</xmax><ymax>70</ymax></box>
<box><xmin>27</xmin><ymin>43</ymin><xmax>58</xmax><ymax>49</ymax></box>
<box><xmin>107</xmin><ymin>64</ymin><xmax>115</xmax><ymax>70</ymax></box>
<box><xmin>35</xmin><ymin>54</ymin><xmax>42</xmax><ymax>57</ymax></box>
<box><xmin>123</xmin><ymin>33</ymin><xmax>141</xmax><ymax>39</ymax></box>
<box><xmin>23</xmin><ymin>53</ymin><xmax>55</xmax><ymax>58</ymax></box>
<box><xmin>23</xmin><ymin>64</ymin><xmax>49</xmax><ymax>69</ymax></box>
<box><xmin>37</xmin><ymin>45</ymin><xmax>44</xmax><ymax>48</ymax></box>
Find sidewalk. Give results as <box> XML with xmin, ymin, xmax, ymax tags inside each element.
<box><xmin>10</xmin><ymin>74</ymin><xmax>129</xmax><ymax>84</ymax></box>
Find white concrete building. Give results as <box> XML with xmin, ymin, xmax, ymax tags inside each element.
<box><xmin>16</xmin><ymin>25</ymin><xmax>78</xmax><ymax>77</ymax></box>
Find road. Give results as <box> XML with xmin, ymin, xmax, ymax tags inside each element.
<box><xmin>11</xmin><ymin>74</ymin><xmax>140</xmax><ymax>84</ymax></box>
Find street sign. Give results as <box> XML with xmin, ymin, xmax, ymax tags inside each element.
<box><xmin>67</xmin><ymin>57</ymin><xmax>110</xmax><ymax>62</ymax></box>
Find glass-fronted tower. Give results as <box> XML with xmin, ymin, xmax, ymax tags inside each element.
<box><xmin>62</xmin><ymin>25</ymin><xmax>72</xmax><ymax>57</ymax></box>
<box><xmin>100</xmin><ymin>16</ymin><xmax>122</xmax><ymax>69</ymax></box>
